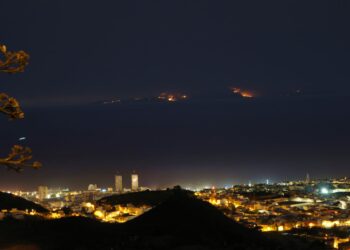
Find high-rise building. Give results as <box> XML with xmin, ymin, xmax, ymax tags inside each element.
<box><xmin>131</xmin><ymin>173</ymin><xmax>138</xmax><ymax>191</ymax></box>
<box><xmin>115</xmin><ymin>175</ymin><xmax>123</xmax><ymax>192</ymax></box>
<box><xmin>38</xmin><ymin>186</ymin><xmax>48</xmax><ymax>201</ymax></box>
<box><xmin>306</xmin><ymin>173</ymin><xmax>310</xmax><ymax>184</ymax></box>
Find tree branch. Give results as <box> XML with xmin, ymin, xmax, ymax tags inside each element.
<box><xmin>0</xmin><ymin>145</ymin><xmax>42</xmax><ymax>172</ymax></box>
<box><xmin>0</xmin><ymin>93</ymin><xmax>24</xmax><ymax>119</ymax></box>
<box><xmin>0</xmin><ymin>44</ymin><xmax>29</xmax><ymax>73</ymax></box>
<box><xmin>0</xmin><ymin>44</ymin><xmax>41</xmax><ymax>171</ymax></box>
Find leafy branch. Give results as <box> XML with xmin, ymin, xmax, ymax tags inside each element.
<box><xmin>0</xmin><ymin>43</ymin><xmax>41</xmax><ymax>171</ymax></box>
<box><xmin>0</xmin><ymin>93</ymin><xmax>24</xmax><ymax>119</ymax></box>
<box><xmin>0</xmin><ymin>44</ymin><xmax>29</xmax><ymax>73</ymax></box>
<box><xmin>0</xmin><ymin>145</ymin><xmax>42</xmax><ymax>172</ymax></box>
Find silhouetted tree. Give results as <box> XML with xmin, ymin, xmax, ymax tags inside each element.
<box><xmin>173</xmin><ymin>185</ymin><xmax>182</xmax><ymax>190</ymax></box>
<box><xmin>62</xmin><ymin>206</ymin><xmax>73</xmax><ymax>215</ymax></box>
<box><xmin>0</xmin><ymin>44</ymin><xmax>41</xmax><ymax>171</ymax></box>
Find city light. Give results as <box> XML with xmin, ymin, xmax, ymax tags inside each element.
<box><xmin>320</xmin><ymin>187</ymin><xmax>329</xmax><ymax>194</ymax></box>
<box><xmin>3</xmin><ymin>175</ymin><xmax>350</xmax><ymax>249</ymax></box>
<box><xmin>157</xmin><ymin>92</ymin><xmax>189</xmax><ymax>102</ymax></box>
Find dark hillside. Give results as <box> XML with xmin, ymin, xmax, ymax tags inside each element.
<box><xmin>0</xmin><ymin>191</ymin><xmax>328</xmax><ymax>250</ymax></box>
<box><xmin>125</xmin><ymin>190</ymin><xmax>272</xmax><ymax>249</ymax></box>
<box><xmin>124</xmin><ymin>190</ymin><xmax>327</xmax><ymax>250</ymax></box>
<box><xmin>0</xmin><ymin>192</ymin><xmax>48</xmax><ymax>213</ymax></box>
<box><xmin>98</xmin><ymin>189</ymin><xmax>182</xmax><ymax>206</ymax></box>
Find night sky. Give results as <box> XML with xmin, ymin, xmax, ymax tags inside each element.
<box><xmin>1</xmin><ymin>1</ymin><xmax>350</xmax><ymax>190</ymax></box>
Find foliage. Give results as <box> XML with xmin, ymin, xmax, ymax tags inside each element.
<box><xmin>0</xmin><ymin>44</ymin><xmax>29</xmax><ymax>73</ymax></box>
<box><xmin>0</xmin><ymin>145</ymin><xmax>42</xmax><ymax>172</ymax></box>
<box><xmin>0</xmin><ymin>44</ymin><xmax>41</xmax><ymax>171</ymax></box>
<box><xmin>0</xmin><ymin>93</ymin><xmax>24</xmax><ymax>119</ymax></box>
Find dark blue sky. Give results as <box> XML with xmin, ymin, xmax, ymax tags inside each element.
<box><xmin>1</xmin><ymin>0</ymin><xmax>350</xmax><ymax>190</ymax></box>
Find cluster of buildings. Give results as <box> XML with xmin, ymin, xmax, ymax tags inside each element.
<box><xmin>34</xmin><ymin>173</ymin><xmax>140</xmax><ymax>202</ymax></box>
<box><xmin>86</xmin><ymin>202</ymin><xmax>152</xmax><ymax>223</ymax></box>
<box><xmin>3</xmin><ymin>172</ymin><xmax>150</xmax><ymax>223</ymax></box>
<box><xmin>5</xmin><ymin>174</ymin><xmax>350</xmax><ymax>249</ymax></box>
<box><xmin>196</xmin><ymin>177</ymin><xmax>350</xmax><ymax>249</ymax></box>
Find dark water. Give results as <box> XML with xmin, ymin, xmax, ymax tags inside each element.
<box><xmin>1</xmin><ymin>97</ymin><xmax>350</xmax><ymax>190</ymax></box>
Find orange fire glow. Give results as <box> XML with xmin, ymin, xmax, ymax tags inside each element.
<box><xmin>230</xmin><ymin>87</ymin><xmax>254</xmax><ymax>98</ymax></box>
<box><xmin>240</xmin><ymin>91</ymin><xmax>254</xmax><ymax>98</ymax></box>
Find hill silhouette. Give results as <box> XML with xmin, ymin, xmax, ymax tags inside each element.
<box><xmin>0</xmin><ymin>190</ymin><xmax>327</xmax><ymax>250</ymax></box>
<box><xmin>125</xmin><ymin>190</ymin><xmax>270</xmax><ymax>249</ymax></box>
<box><xmin>0</xmin><ymin>192</ymin><xmax>48</xmax><ymax>213</ymax></box>
<box><xmin>98</xmin><ymin>189</ymin><xmax>176</xmax><ymax>206</ymax></box>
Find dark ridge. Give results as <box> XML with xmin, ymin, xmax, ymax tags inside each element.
<box><xmin>123</xmin><ymin>190</ymin><xmax>328</xmax><ymax>249</ymax></box>
<box><xmin>124</xmin><ymin>190</ymin><xmax>272</xmax><ymax>248</ymax></box>
<box><xmin>98</xmin><ymin>189</ymin><xmax>179</xmax><ymax>206</ymax></box>
<box><xmin>0</xmin><ymin>192</ymin><xmax>48</xmax><ymax>213</ymax></box>
<box><xmin>0</xmin><ymin>216</ymin><xmax>121</xmax><ymax>249</ymax></box>
<box><xmin>241</xmin><ymin>191</ymin><xmax>290</xmax><ymax>201</ymax></box>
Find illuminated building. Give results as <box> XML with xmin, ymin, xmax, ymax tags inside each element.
<box><xmin>306</xmin><ymin>173</ymin><xmax>310</xmax><ymax>184</ymax></box>
<box><xmin>131</xmin><ymin>173</ymin><xmax>138</xmax><ymax>191</ymax></box>
<box><xmin>88</xmin><ymin>184</ymin><xmax>97</xmax><ymax>191</ymax></box>
<box><xmin>115</xmin><ymin>175</ymin><xmax>123</xmax><ymax>193</ymax></box>
<box><xmin>38</xmin><ymin>186</ymin><xmax>48</xmax><ymax>201</ymax></box>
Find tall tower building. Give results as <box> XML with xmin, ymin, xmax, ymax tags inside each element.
<box><xmin>38</xmin><ymin>186</ymin><xmax>48</xmax><ymax>201</ymax></box>
<box><xmin>131</xmin><ymin>173</ymin><xmax>138</xmax><ymax>191</ymax></box>
<box><xmin>115</xmin><ymin>175</ymin><xmax>123</xmax><ymax>193</ymax></box>
<box><xmin>306</xmin><ymin>173</ymin><xmax>310</xmax><ymax>184</ymax></box>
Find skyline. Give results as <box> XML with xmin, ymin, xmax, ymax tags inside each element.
<box><xmin>1</xmin><ymin>170</ymin><xmax>346</xmax><ymax>193</ymax></box>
